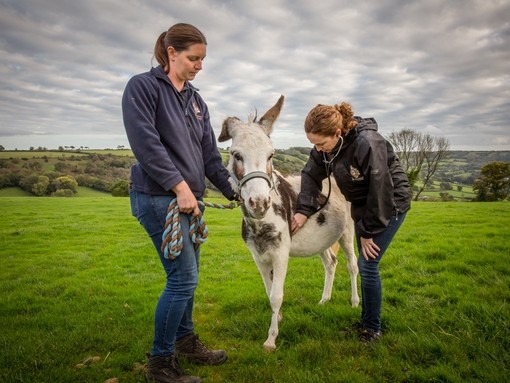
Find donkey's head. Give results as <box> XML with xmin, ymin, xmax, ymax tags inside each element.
<box><xmin>219</xmin><ymin>95</ymin><xmax>284</xmax><ymax>219</ymax></box>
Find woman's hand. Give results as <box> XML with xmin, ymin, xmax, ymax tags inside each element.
<box><xmin>360</xmin><ymin>236</ymin><xmax>380</xmax><ymax>260</ymax></box>
<box><xmin>291</xmin><ymin>213</ymin><xmax>308</xmax><ymax>236</ymax></box>
<box><xmin>172</xmin><ymin>181</ymin><xmax>200</xmax><ymax>216</ymax></box>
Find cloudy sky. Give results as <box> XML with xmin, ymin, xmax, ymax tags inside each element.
<box><xmin>0</xmin><ymin>0</ymin><xmax>509</xmax><ymax>151</ymax></box>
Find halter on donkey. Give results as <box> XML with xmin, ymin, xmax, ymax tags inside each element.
<box><xmin>219</xmin><ymin>95</ymin><xmax>359</xmax><ymax>351</ymax></box>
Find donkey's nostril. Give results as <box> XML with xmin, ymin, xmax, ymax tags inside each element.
<box><xmin>247</xmin><ymin>196</ymin><xmax>271</xmax><ymax>215</ymax></box>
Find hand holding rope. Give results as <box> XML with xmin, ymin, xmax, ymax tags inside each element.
<box><xmin>161</xmin><ymin>198</ymin><xmax>238</xmax><ymax>260</ymax></box>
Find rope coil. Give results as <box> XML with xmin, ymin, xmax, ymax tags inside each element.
<box><xmin>161</xmin><ymin>199</ymin><xmax>238</xmax><ymax>260</ymax></box>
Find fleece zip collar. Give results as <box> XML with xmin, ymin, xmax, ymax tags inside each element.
<box><xmin>151</xmin><ymin>66</ymin><xmax>199</xmax><ymax>115</ymax></box>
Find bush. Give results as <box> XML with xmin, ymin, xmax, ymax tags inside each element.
<box><xmin>50</xmin><ymin>176</ymin><xmax>78</xmax><ymax>195</ymax></box>
<box><xmin>19</xmin><ymin>175</ymin><xmax>49</xmax><ymax>196</ymax></box>
<box><xmin>110</xmin><ymin>180</ymin><xmax>130</xmax><ymax>197</ymax></box>
<box><xmin>51</xmin><ymin>189</ymin><xmax>75</xmax><ymax>197</ymax></box>
<box><xmin>439</xmin><ymin>192</ymin><xmax>454</xmax><ymax>201</ymax></box>
<box><xmin>0</xmin><ymin>173</ymin><xmax>16</xmax><ymax>188</ymax></box>
<box><xmin>32</xmin><ymin>179</ymin><xmax>49</xmax><ymax>196</ymax></box>
<box><xmin>473</xmin><ymin>161</ymin><xmax>510</xmax><ymax>201</ymax></box>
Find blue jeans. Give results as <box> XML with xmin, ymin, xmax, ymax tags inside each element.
<box><xmin>130</xmin><ymin>190</ymin><xmax>200</xmax><ymax>356</ymax></box>
<box><xmin>356</xmin><ymin>212</ymin><xmax>406</xmax><ymax>332</ymax></box>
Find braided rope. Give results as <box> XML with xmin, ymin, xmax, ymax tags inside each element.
<box><xmin>161</xmin><ymin>199</ymin><xmax>238</xmax><ymax>260</ymax></box>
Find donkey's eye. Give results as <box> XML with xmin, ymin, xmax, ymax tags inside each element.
<box><xmin>268</xmin><ymin>153</ymin><xmax>274</xmax><ymax>161</ymax></box>
<box><xmin>233</xmin><ymin>152</ymin><xmax>243</xmax><ymax>162</ymax></box>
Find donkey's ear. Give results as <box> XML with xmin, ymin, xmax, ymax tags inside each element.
<box><xmin>218</xmin><ymin>117</ymin><xmax>241</xmax><ymax>142</ymax></box>
<box><xmin>258</xmin><ymin>95</ymin><xmax>284</xmax><ymax>136</ymax></box>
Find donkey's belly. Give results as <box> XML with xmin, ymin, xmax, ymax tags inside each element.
<box><xmin>289</xmin><ymin>228</ymin><xmax>339</xmax><ymax>257</ymax></box>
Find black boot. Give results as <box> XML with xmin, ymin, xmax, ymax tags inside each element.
<box><xmin>175</xmin><ymin>333</ymin><xmax>227</xmax><ymax>365</ymax></box>
<box><xmin>359</xmin><ymin>328</ymin><xmax>382</xmax><ymax>343</ymax></box>
<box><xmin>146</xmin><ymin>353</ymin><xmax>202</xmax><ymax>383</ymax></box>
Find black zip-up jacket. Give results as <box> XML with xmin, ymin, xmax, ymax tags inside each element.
<box><xmin>296</xmin><ymin>117</ymin><xmax>411</xmax><ymax>238</ymax></box>
<box><xmin>122</xmin><ymin>65</ymin><xmax>235</xmax><ymax>200</ymax></box>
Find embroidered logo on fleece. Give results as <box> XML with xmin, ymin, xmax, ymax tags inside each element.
<box><xmin>192</xmin><ymin>101</ymin><xmax>202</xmax><ymax>120</ymax></box>
<box><xmin>350</xmin><ymin>165</ymin><xmax>363</xmax><ymax>180</ymax></box>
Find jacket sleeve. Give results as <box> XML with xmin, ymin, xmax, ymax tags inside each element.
<box><xmin>296</xmin><ymin>149</ymin><xmax>328</xmax><ymax>216</ymax></box>
<box><xmin>199</xmin><ymin>101</ymin><xmax>236</xmax><ymax>200</ymax></box>
<box><xmin>355</xmin><ymin>135</ymin><xmax>394</xmax><ymax>237</ymax></box>
<box><xmin>122</xmin><ymin>75</ymin><xmax>184</xmax><ymax>192</ymax></box>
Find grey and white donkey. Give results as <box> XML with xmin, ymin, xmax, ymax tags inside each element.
<box><xmin>219</xmin><ymin>95</ymin><xmax>359</xmax><ymax>351</ymax></box>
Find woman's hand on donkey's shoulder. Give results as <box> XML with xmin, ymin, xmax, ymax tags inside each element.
<box><xmin>291</xmin><ymin>213</ymin><xmax>308</xmax><ymax>236</ymax></box>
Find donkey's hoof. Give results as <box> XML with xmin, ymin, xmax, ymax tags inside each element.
<box><xmin>263</xmin><ymin>343</ymin><xmax>276</xmax><ymax>352</ymax></box>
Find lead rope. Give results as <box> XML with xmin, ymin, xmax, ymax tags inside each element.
<box><xmin>161</xmin><ymin>199</ymin><xmax>238</xmax><ymax>260</ymax></box>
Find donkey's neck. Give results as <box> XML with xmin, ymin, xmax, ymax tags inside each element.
<box><xmin>272</xmin><ymin>172</ymin><xmax>297</xmax><ymax>230</ymax></box>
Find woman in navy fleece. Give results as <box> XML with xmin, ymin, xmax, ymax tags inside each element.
<box><xmin>122</xmin><ymin>23</ymin><xmax>236</xmax><ymax>383</ymax></box>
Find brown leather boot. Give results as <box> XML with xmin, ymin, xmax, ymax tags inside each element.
<box><xmin>146</xmin><ymin>354</ymin><xmax>201</xmax><ymax>383</ymax></box>
<box><xmin>175</xmin><ymin>333</ymin><xmax>227</xmax><ymax>365</ymax></box>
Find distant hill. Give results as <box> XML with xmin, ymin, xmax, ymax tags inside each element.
<box><xmin>0</xmin><ymin>149</ymin><xmax>508</xmax><ymax>200</ymax></box>
<box><xmin>435</xmin><ymin>151</ymin><xmax>510</xmax><ymax>185</ymax></box>
<box><xmin>272</xmin><ymin>149</ymin><xmax>510</xmax><ymax>180</ymax></box>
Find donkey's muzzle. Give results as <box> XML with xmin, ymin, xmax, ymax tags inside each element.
<box><xmin>247</xmin><ymin>196</ymin><xmax>271</xmax><ymax>219</ymax></box>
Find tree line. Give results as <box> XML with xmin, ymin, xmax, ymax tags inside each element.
<box><xmin>0</xmin><ymin>153</ymin><xmax>132</xmax><ymax>197</ymax></box>
<box><xmin>387</xmin><ymin>129</ymin><xmax>509</xmax><ymax>201</ymax></box>
<box><xmin>1</xmin><ymin>130</ymin><xmax>509</xmax><ymax>201</ymax></box>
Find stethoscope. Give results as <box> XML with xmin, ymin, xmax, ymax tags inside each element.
<box><xmin>322</xmin><ymin>135</ymin><xmax>344</xmax><ymax>176</ymax></box>
<box><xmin>315</xmin><ymin>135</ymin><xmax>344</xmax><ymax>214</ymax></box>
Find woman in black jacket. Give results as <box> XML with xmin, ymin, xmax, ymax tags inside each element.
<box><xmin>292</xmin><ymin>101</ymin><xmax>411</xmax><ymax>342</ymax></box>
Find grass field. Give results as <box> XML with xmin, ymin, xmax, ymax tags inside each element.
<box><xmin>0</xmin><ymin>150</ymin><xmax>133</xmax><ymax>159</ymax></box>
<box><xmin>0</xmin><ymin>151</ymin><xmax>90</xmax><ymax>159</ymax></box>
<box><xmin>0</xmin><ymin>198</ymin><xmax>509</xmax><ymax>382</ymax></box>
<box><xmin>0</xmin><ymin>186</ymin><xmax>111</xmax><ymax>198</ymax></box>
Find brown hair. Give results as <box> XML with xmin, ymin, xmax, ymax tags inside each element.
<box><xmin>304</xmin><ymin>102</ymin><xmax>357</xmax><ymax>137</ymax></box>
<box><xmin>154</xmin><ymin>23</ymin><xmax>207</xmax><ymax>73</ymax></box>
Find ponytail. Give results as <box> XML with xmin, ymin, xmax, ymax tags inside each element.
<box><xmin>154</xmin><ymin>32</ymin><xmax>169</xmax><ymax>72</ymax></box>
<box><xmin>334</xmin><ymin>102</ymin><xmax>357</xmax><ymax>134</ymax></box>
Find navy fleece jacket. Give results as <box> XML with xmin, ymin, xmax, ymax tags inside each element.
<box><xmin>122</xmin><ymin>65</ymin><xmax>234</xmax><ymax>200</ymax></box>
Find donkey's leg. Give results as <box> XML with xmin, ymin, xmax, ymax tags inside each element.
<box><xmin>253</xmin><ymin>258</ymin><xmax>274</xmax><ymax>300</ymax></box>
<box><xmin>318</xmin><ymin>244</ymin><xmax>339</xmax><ymax>304</ymax></box>
<box><xmin>339</xmin><ymin>229</ymin><xmax>360</xmax><ymax>307</ymax></box>
<box><xmin>262</xmin><ymin>255</ymin><xmax>288</xmax><ymax>351</ymax></box>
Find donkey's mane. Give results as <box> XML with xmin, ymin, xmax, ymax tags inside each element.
<box><xmin>247</xmin><ymin>109</ymin><xmax>258</xmax><ymax>123</ymax></box>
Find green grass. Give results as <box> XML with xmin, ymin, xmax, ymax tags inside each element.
<box><xmin>0</xmin><ymin>151</ymin><xmax>90</xmax><ymax>159</ymax></box>
<box><xmin>416</xmin><ymin>180</ymin><xmax>476</xmax><ymax>201</ymax></box>
<box><xmin>1</xmin><ymin>199</ymin><xmax>509</xmax><ymax>382</ymax></box>
<box><xmin>74</xmin><ymin>186</ymin><xmax>112</xmax><ymax>197</ymax></box>
<box><xmin>0</xmin><ymin>187</ymin><xmax>32</xmax><ymax>197</ymax></box>
<box><xmin>0</xmin><ymin>150</ymin><xmax>134</xmax><ymax>159</ymax></box>
<box><xmin>0</xmin><ymin>186</ymin><xmax>112</xmax><ymax>198</ymax></box>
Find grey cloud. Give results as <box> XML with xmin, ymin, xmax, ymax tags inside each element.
<box><xmin>0</xmin><ymin>0</ymin><xmax>508</xmax><ymax>150</ymax></box>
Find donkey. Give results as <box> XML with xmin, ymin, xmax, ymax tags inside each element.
<box><xmin>218</xmin><ymin>95</ymin><xmax>359</xmax><ymax>351</ymax></box>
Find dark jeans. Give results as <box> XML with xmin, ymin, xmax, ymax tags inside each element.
<box><xmin>130</xmin><ymin>190</ymin><xmax>199</xmax><ymax>356</ymax></box>
<box><xmin>356</xmin><ymin>212</ymin><xmax>407</xmax><ymax>332</ymax></box>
